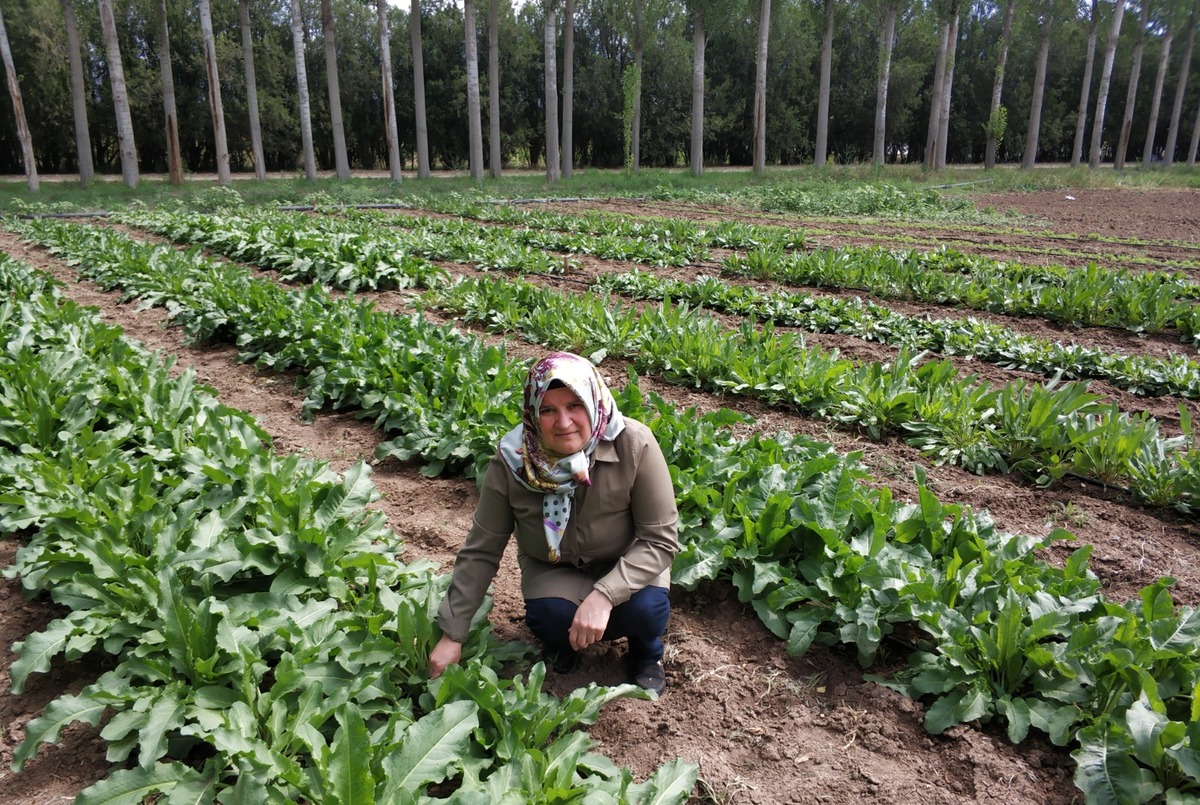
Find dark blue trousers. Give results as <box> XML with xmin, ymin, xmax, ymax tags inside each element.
<box><xmin>525</xmin><ymin>586</ymin><xmax>670</xmax><ymax>662</ymax></box>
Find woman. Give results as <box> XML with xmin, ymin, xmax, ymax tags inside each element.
<box><xmin>427</xmin><ymin>352</ymin><xmax>679</xmax><ymax>694</ymax></box>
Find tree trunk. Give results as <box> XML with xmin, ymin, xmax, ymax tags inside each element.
<box><xmin>1088</xmin><ymin>0</ymin><xmax>1126</xmax><ymax>168</ymax></box>
<box><xmin>0</xmin><ymin>6</ymin><xmax>36</xmax><ymax>191</ymax></box>
<box><xmin>631</xmin><ymin>0</ymin><xmax>643</xmax><ymax>172</ymax></box>
<box><xmin>321</xmin><ymin>0</ymin><xmax>350</xmax><ymax>178</ymax></box>
<box><xmin>199</xmin><ymin>0</ymin><xmax>232</xmax><ymax>184</ymax></box>
<box><xmin>465</xmin><ymin>0</ymin><xmax>484</xmax><ymax>179</ymax></box>
<box><xmin>60</xmin><ymin>0</ymin><xmax>93</xmax><ymax>186</ymax></box>
<box><xmin>936</xmin><ymin>2</ymin><xmax>959</xmax><ymax>170</ymax></box>
<box><xmin>411</xmin><ymin>0</ymin><xmax>430</xmax><ymax>177</ymax></box>
<box><xmin>814</xmin><ymin>0</ymin><xmax>834</xmax><ymax>168</ymax></box>
<box><xmin>1072</xmin><ymin>0</ymin><xmax>1099</xmax><ymax>167</ymax></box>
<box><xmin>544</xmin><ymin>0</ymin><xmax>560</xmax><ymax>182</ymax></box>
<box><xmin>290</xmin><ymin>0</ymin><xmax>316</xmax><ymax>179</ymax></box>
<box><xmin>561</xmin><ymin>0</ymin><xmax>573</xmax><ymax>178</ymax></box>
<box><xmin>1164</xmin><ymin>6</ymin><xmax>1196</xmax><ymax>166</ymax></box>
<box><xmin>1022</xmin><ymin>13</ymin><xmax>1052</xmax><ymax>168</ymax></box>
<box><xmin>1114</xmin><ymin>0</ymin><xmax>1151</xmax><ymax>169</ymax></box>
<box><xmin>156</xmin><ymin>0</ymin><xmax>183</xmax><ymax>185</ymax></box>
<box><xmin>1142</xmin><ymin>24</ymin><xmax>1174</xmax><ymax>166</ymax></box>
<box><xmin>873</xmin><ymin>0</ymin><xmax>898</xmax><ymax>167</ymax></box>
<box><xmin>690</xmin><ymin>8</ymin><xmax>705</xmax><ymax>176</ymax></box>
<box><xmin>377</xmin><ymin>0</ymin><xmax>402</xmax><ymax>181</ymax></box>
<box><xmin>239</xmin><ymin>0</ymin><xmax>266</xmax><ymax>180</ymax></box>
<box><xmin>924</xmin><ymin>17</ymin><xmax>949</xmax><ymax>169</ymax></box>
<box><xmin>488</xmin><ymin>0</ymin><xmax>501</xmax><ymax>178</ymax></box>
<box><xmin>984</xmin><ymin>0</ymin><xmax>1015</xmax><ymax>169</ymax></box>
<box><xmin>752</xmin><ymin>0</ymin><xmax>771</xmax><ymax>173</ymax></box>
<box><xmin>98</xmin><ymin>0</ymin><xmax>139</xmax><ymax>187</ymax></box>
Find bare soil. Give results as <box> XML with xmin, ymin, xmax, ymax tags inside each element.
<box><xmin>4</xmin><ymin>187</ymin><xmax>1200</xmax><ymax>804</ymax></box>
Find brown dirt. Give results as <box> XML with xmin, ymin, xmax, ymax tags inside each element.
<box><xmin>4</xmin><ymin>188</ymin><xmax>1200</xmax><ymax>803</ymax></box>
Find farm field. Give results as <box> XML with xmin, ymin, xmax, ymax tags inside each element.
<box><xmin>3</xmin><ymin>182</ymin><xmax>1200</xmax><ymax>804</ymax></box>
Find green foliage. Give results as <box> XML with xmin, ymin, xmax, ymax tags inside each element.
<box><xmin>983</xmin><ymin>105</ymin><xmax>1008</xmax><ymax>145</ymax></box>
<box><xmin>0</xmin><ymin>254</ymin><xmax>690</xmax><ymax>803</ymax></box>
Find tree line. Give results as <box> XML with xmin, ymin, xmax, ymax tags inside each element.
<box><xmin>0</xmin><ymin>0</ymin><xmax>1198</xmax><ymax>189</ymax></box>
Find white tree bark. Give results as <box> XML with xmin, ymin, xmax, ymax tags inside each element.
<box><xmin>1088</xmin><ymin>0</ymin><xmax>1126</xmax><ymax>168</ymax></box>
<box><xmin>1072</xmin><ymin>0</ymin><xmax>1099</xmax><ymax>167</ymax></box>
<box><xmin>98</xmin><ymin>0</ymin><xmax>139</xmax><ymax>187</ymax></box>
<box><xmin>321</xmin><ymin>0</ymin><xmax>350</xmax><ymax>178</ymax></box>
<box><xmin>984</xmin><ymin>0</ymin><xmax>1015</xmax><ymax>169</ymax></box>
<box><xmin>544</xmin><ymin>0</ymin><xmax>560</xmax><ymax>182</ymax></box>
<box><xmin>935</xmin><ymin>3</ymin><xmax>959</xmax><ymax>170</ymax></box>
<box><xmin>239</xmin><ymin>0</ymin><xmax>266</xmax><ymax>180</ymax></box>
<box><xmin>924</xmin><ymin>17</ymin><xmax>949</xmax><ymax>169</ymax></box>
<box><xmin>1023</xmin><ymin>13</ymin><xmax>1052</xmax><ymax>168</ymax></box>
<box><xmin>488</xmin><ymin>0</ymin><xmax>501</xmax><ymax>178</ymax></box>
<box><xmin>631</xmin><ymin>0</ymin><xmax>644</xmax><ymax>172</ymax></box>
<box><xmin>465</xmin><ymin>0</ymin><xmax>484</xmax><ymax>179</ymax></box>
<box><xmin>872</xmin><ymin>0</ymin><xmax>898</xmax><ymax>167</ymax></box>
<box><xmin>157</xmin><ymin>0</ymin><xmax>183</xmax><ymax>185</ymax></box>
<box><xmin>0</xmin><ymin>6</ymin><xmax>36</xmax><ymax>191</ymax></box>
<box><xmin>690</xmin><ymin>7</ymin><xmax>706</xmax><ymax>176</ymax></box>
<box><xmin>1142</xmin><ymin>23</ymin><xmax>1174</xmax><ymax>166</ymax></box>
<box><xmin>411</xmin><ymin>0</ymin><xmax>430</xmax><ymax>177</ymax></box>
<box><xmin>377</xmin><ymin>0</ymin><xmax>402</xmax><ymax>181</ymax></box>
<box><xmin>561</xmin><ymin>0</ymin><xmax>574</xmax><ymax>178</ymax></box>
<box><xmin>1164</xmin><ymin>7</ymin><xmax>1196</xmax><ymax>165</ymax></box>
<box><xmin>814</xmin><ymin>0</ymin><xmax>834</xmax><ymax>167</ymax></box>
<box><xmin>199</xmin><ymin>0</ymin><xmax>231</xmax><ymax>184</ymax></box>
<box><xmin>1114</xmin><ymin>0</ymin><xmax>1151</xmax><ymax>169</ymax></box>
<box><xmin>60</xmin><ymin>0</ymin><xmax>94</xmax><ymax>186</ymax></box>
<box><xmin>752</xmin><ymin>0</ymin><xmax>771</xmax><ymax>173</ymax></box>
<box><xmin>290</xmin><ymin>0</ymin><xmax>316</xmax><ymax>180</ymax></box>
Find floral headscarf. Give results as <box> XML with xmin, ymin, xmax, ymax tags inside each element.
<box><xmin>499</xmin><ymin>352</ymin><xmax>625</xmax><ymax>561</ymax></box>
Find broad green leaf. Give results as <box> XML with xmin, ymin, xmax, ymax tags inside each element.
<box><xmin>75</xmin><ymin>762</ymin><xmax>208</xmax><ymax>805</ymax></box>
<box><xmin>378</xmin><ymin>700</ymin><xmax>480</xmax><ymax>800</ymax></box>
<box><xmin>327</xmin><ymin>705</ymin><xmax>376</xmax><ymax>805</ymax></box>
<box><xmin>632</xmin><ymin>757</ymin><xmax>699</xmax><ymax>805</ymax></box>
<box><xmin>1072</xmin><ymin>722</ymin><xmax>1162</xmax><ymax>805</ymax></box>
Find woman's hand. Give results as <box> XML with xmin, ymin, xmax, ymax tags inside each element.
<box><xmin>428</xmin><ymin>635</ymin><xmax>463</xmax><ymax>678</ymax></box>
<box><xmin>569</xmin><ymin>590</ymin><xmax>614</xmax><ymax>651</ymax></box>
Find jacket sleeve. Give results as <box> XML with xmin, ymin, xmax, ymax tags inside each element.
<box><xmin>593</xmin><ymin>430</ymin><xmax>679</xmax><ymax>606</ymax></box>
<box><xmin>436</xmin><ymin>453</ymin><xmax>515</xmax><ymax>643</ymax></box>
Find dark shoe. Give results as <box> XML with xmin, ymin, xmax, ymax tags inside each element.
<box><xmin>631</xmin><ymin>658</ymin><xmax>666</xmax><ymax>695</ymax></box>
<box><xmin>542</xmin><ymin>648</ymin><xmax>578</xmax><ymax>674</ymax></box>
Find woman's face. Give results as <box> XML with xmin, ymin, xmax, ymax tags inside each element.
<box><xmin>537</xmin><ymin>386</ymin><xmax>591</xmax><ymax>455</ymax></box>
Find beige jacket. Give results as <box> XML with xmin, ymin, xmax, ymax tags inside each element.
<box><xmin>437</xmin><ymin>418</ymin><xmax>679</xmax><ymax>643</ymax></box>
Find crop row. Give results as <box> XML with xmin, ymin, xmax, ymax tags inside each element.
<box><xmin>376</xmin><ymin>195</ymin><xmax>806</xmax><ymax>251</ymax></box>
<box><xmin>427</xmin><ymin>274</ymin><xmax>1200</xmax><ymax>513</ymax></box>
<box><xmin>26</xmin><ymin>213</ymin><xmax>1200</xmax><ymax>506</ymax></box>
<box><xmin>8</xmin><ymin>219</ymin><xmax>1200</xmax><ymax>803</ymax></box>
<box><xmin>724</xmin><ymin>246</ymin><xmax>1200</xmax><ymax>342</ymax></box>
<box><xmin>596</xmin><ymin>269</ymin><xmax>1200</xmax><ymax>399</ymax></box>
<box><xmin>0</xmin><ymin>253</ymin><xmax>696</xmax><ymax>803</ymax></box>
<box><xmin>118</xmin><ymin>205</ymin><xmax>1198</xmax><ymax>407</ymax></box>
<box><xmin>131</xmin><ymin>204</ymin><xmax>1200</xmax><ymax>373</ymax></box>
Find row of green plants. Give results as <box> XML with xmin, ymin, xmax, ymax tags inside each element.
<box><xmin>8</xmin><ymin>219</ymin><xmax>1200</xmax><ymax>803</ymax></box>
<box><xmin>126</xmin><ymin>201</ymin><xmax>1200</xmax><ymax>351</ymax></box>
<box><xmin>0</xmin><ymin>254</ymin><xmax>696</xmax><ymax>804</ymax></box>
<box><xmin>425</xmin><ymin>274</ymin><xmax>1200</xmax><ymax>513</ymax></box>
<box><xmin>724</xmin><ymin>246</ymin><xmax>1200</xmax><ymax>342</ymax></box>
<box><xmin>367</xmin><ymin>194</ymin><xmax>807</xmax><ymax>252</ymax></box>
<box><xmin>596</xmin><ymin>270</ymin><xmax>1200</xmax><ymax>399</ymax></box>
<box><xmin>52</xmin><ymin>212</ymin><xmax>1200</xmax><ymax>506</ymax></box>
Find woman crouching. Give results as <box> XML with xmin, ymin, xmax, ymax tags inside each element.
<box><xmin>427</xmin><ymin>352</ymin><xmax>679</xmax><ymax>694</ymax></box>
